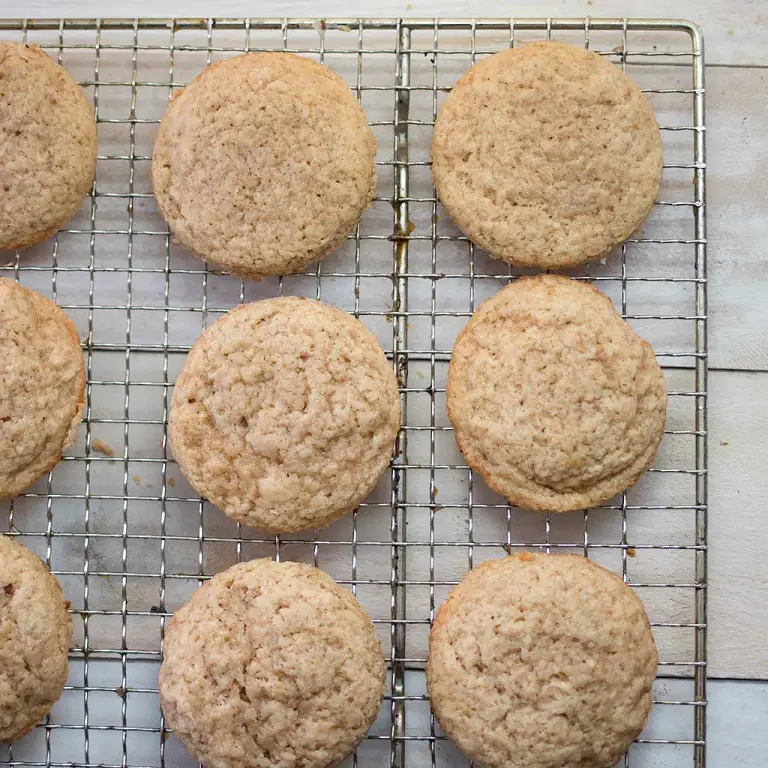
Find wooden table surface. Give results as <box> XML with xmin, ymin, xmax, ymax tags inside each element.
<box><xmin>3</xmin><ymin>0</ymin><xmax>767</xmax><ymax>763</ymax></box>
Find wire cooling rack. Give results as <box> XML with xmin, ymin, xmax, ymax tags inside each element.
<box><xmin>0</xmin><ymin>16</ymin><xmax>707</xmax><ymax>768</ymax></box>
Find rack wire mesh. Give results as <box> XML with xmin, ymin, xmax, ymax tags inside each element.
<box><xmin>0</xmin><ymin>16</ymin><xmax>707</xmax><ymax>768</ymax></box>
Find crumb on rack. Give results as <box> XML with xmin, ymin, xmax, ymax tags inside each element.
<box><xmin>92</xmin><ymin>439</ymin><xmax>115</xmax><ymax>457</ymax></box>
<box><xmin>627</xmin><ymin>547</ymin><xmax>637</xmax><ymax>558</ymax></box>
<box><xmin>168</xmin><ymin>477</ymin><xmax>176</xmax><ymax>488</ymax></box>
<box><xmin>132</xmin><ymin>475</ymin><xmax>141</xmax><ymax>486</ymax></box>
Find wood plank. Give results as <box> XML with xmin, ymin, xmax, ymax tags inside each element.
<box><xmin>707</xmin><ymin>67</ymin><xmax>768</xmax><ymax>372</ymax></box>
<box><xmin>708</xmin><ymin>370</ymin><xmax>768</xmax><ymax>679</ymax></box>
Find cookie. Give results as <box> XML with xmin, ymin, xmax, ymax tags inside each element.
<box><xmin>446</xmin><ymin>275</ymin><xmax>666</xmax><ymax>512</ymax></box>
<box><xmin>0</xmin><ymin>279</ymin><xmax>86</xmax><ymax>499</ymax></box>
<box><xmin>152</xmin><ymin>52</ymin><xmax>376</xmax><ymax>279</ymax></box>
<box><xmin>427</xmin><ymin>553</ymin><xmax>658</xmax><ymax>768</ymax></box>
<box><xmin>0</xmin><ymin>536</ymin><xmax>73</xmax><ymax>742</ymax></box>
<box><xmin>0</xmin><ymin>41</ymin><xmax>97</xmax><ymax>253</ymax></box>
<box><xmin>431</xmin><ymin>42</ymin><xmax>662</xmax><ymax>268</ymax></box>
<box><xmin>169</xmin><ymin>297</ymin><xmax>400</xmax><ymax>532</ymax></box>
<box><xmin>160</xmin><ymin>559</ymin><xmax>385</xmax><ymax>768</ymax></box>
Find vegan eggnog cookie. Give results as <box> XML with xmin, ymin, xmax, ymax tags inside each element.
<box><xmin>427</xmin><ymin>553</ymin><xmax>658</xmax><ymax>768</ymax></box>
<box><xmin>152</xmin><ymin>51</ymin><xmax>376</xmax><ymax>278</ymax></box>
<box><xmin>160</xmin><ymin>559</ymin><xmax>385</xmax><ymax>768</ymax></box>
<box><xmin>432</xmin><ymin>42</ymin><xmax>662</xmax><ymax>268</ymax></box>
<box><xmin>0</xmin><ymin>41</ymin><xmax>96</xmax><ymax>252</ymax></box>
<box><xmin>0</xmin><ymin>536</ymin><xmax>73</xmax><ymax>742</ymax></box>
<box><xmin>446</xmin><ymin>275</ymin><xmax>666</xmax><ymax>512</ymax></box>
<box><xmin>169</xmin><ymin>297</ymin><xmax>400</xmax><ymax>532</ymax></box>
<box><xmin>0</xmin><ymin>279</ymin><xmax>86</xmax><ymax>499</ymax></box>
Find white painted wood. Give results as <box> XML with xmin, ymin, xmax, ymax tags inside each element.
<box><xmin>2</xmin><ymin>0</ymin><xmax>768</xmax><ymax>66</ymax></box>
<box><xmin>707</xmin><ymin>68</ymin><xmax>768</xmax><ymax>372</ymax></box>
<box><xmin>708</xmin><ymin>679</ymin><xmax>768</xmax><ymax>766</ymax></box>
<box><xmin>708</xmin><ymin>370</ymin><xmax>768</xmax><ymax>679</ymax></box>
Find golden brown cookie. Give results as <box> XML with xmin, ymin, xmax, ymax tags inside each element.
<box><xmin>427</xmin><ymin>553</ymin><xmax>658</xmax><ymax>768</ymax></box>
<box><xmin>0</xmin><ymin>536</ymin><xmax>73</xmax><ymax>742</ymax></box>
<box><xmin>152</xmin><ymin>52</ymin><xmax>376</xmax><ymax>279</ymax></box>
<box><xmin>0</xmin><ymin>41</ymin><xmax>97</xmax><ymax>253</ymax></box>
<box><xmin>0</xmin><ymin>279</ymin><xmax>86</xmax><ymax>499</ymax></box>
<box><xmin>169</xmin><ymin>297</ymin><xmax>400</xmax><ymax>532</ymax></box>
<box><xmin>160</xmin><ymin>559</ymin><xmax>386</xmax><ymax>768</ymax></box>
<box><xmin>432</xmin><ymin>42</ymin><xmax>662</xmax><ymax>268</ymax></box>
<box><xmin>446</xmin><ymin>275</ymin><xmax>666</xmax><ymax>512</ymax></box>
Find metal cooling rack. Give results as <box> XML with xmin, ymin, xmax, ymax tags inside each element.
<box><xmin>0</xmin><ymin>16</ymin><xmax>707</xmax><ymax>768</ymax></box>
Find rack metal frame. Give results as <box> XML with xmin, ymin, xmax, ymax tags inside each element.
<box><xmin>0</xmin><ymin>17</ymin><xmax>707</xmax><ymax>768</ymax></box>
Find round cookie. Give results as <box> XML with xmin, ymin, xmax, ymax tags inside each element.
<box><xmin>169</xmin><ymin>297</ymin><xmax>400</xmax><ymax>532</ymax></box>
<box><xmin>0</xmin><ymin>41</ymin><xmax>97</xmax><ymax>253</ymax></box>
<box><xmin>446</xmin><ymin>275</ymin><xmax>666</xmax><ymax>512</ymax></box>
<box><xmin>0</xmin><ymin>536</ymin><xmax>73</xmax><ymax>742</ymax></box>
<box><xmin>431</xmin><ymin>42</ymin><xmax>662</xmax><ymax>268</ymax></box>
<box><xmin>0</xmin><ymin>279</ymin><xmax>86</xmax><ymax>499</ymax></box>
<box><xmin>152</xmin><ymin>52</ymin><xmax>376</xmax><ymax>279</ymax></box>
<box><xmin>427</xmin><ymin>553</ymin><xmax>658</xmax><ymax>768</ymax></box>
<box><xmin>160</xmin><ymin>559</ymin><xmax>386</xmax><ymax>768</ymax></box>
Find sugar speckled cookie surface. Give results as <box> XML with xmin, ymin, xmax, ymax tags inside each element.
<box><xmin>169</xmin><ymin>297</ymin><xmax>400</xmax><ymax>532</ymax></box>
<box><xmin>160</xmin><ymin>559</ymin><xmax>386</xmax><ymax>768</ymax></box>
<box><xmin>0</xmin><ymin>41</ymin><xmax>97</xmax><ymax>253</ymax></box>
<box><xmin>0</xmin><ymin>279</ymin><xmax>86</xmax><ymax>499</ymax></box>
<box><xmin>446</xmin><ymin>275</ymin><xmax>666</xmax><ymax>512</ymax></box>
<box><xmin>432</xmin><ymin>42</ymin><xmax>662</xmax><ymax>268</ymax></box>
<box><xmin>152</xmin><ymin>52</ymin><xmax>376</xmax><ymax>279</ymax></box>
<box><xmin>0</xmin><ymin>536</ymin><xmax>73</xmax><ymax>742</ymax></box>
<box><xmin>427</xmin><ymin>553</ymin><xmax>658</xmax><ymax>768</ymax></box>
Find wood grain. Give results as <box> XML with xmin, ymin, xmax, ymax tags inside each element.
<box><xmin>708</xmin><ymin>371</ymin><xmax>768</xmax><ymax>679</ymax></box>
<box><xmin>708</xmin><ymin>68</ymin><xmax>768</xmax><ymax>372</ymax></box>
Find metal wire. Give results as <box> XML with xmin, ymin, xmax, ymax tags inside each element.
<box><xmin>0</xmin><ymin>17</ymin><xmax>707</xmax><ymax>768</ymax></box>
